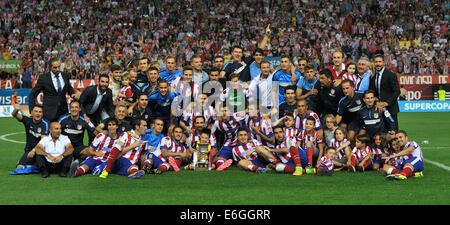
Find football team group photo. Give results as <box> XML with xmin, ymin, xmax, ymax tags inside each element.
<box><xmin>1</xmin><ymin>0</ymin><xmax>449</xmax><ymax>208</ymax></box>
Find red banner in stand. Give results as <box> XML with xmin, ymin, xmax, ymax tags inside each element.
<box><xmin>27</xmin><ymin>79</ymin><xmax>99</xmax><ymax>92</ymax></box>
<box><xmin>0</xmin><ymin>80</ymin><xmax>17</xmax><ymax>89</ymax></box>
<box><xmin>0</xmin><ymin>79</ymin><xmax>99</xmax><ymax>91</ymax></box>
<box><xmin>397</xmin><ymin>74</ymin><xmax>449</xmax><ymax>100</ymax></box>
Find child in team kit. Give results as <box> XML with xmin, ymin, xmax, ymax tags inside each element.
<box><xmin>317</xmin><ymin>147</ymin><xmax>336</xmax><ymax>176</ymax></box>
<box><xmin>349</xmin><ymin>134</ymin><xmax>372</xmax><ymax>172</ymax></box>
<box><xmin>342</xmin><ymin>62</ymin><xmax>358</xmax><ymax>88</ymax></box>
<box><xmin>382</xmin><ymin>138</ymin><xmax>409</xmax><ymax>178</ymax></box>
<box><xmin>117</xmin><ymin>72</ymin><xmax>133</xmax><ymax>103</ymax></box>
<box><xmin>273</xmin><ymin>114</ymin><xmax>300</xmax><ymax>141</ymax></box>
<box><xmin>282</xmin><ymin>114</ymin><xmax>301</xmax><ymax>140</ymax></box>
<box><xmin>298</xmin><ymin>117</ymin><xmax>324</xmax><ymax>169</ymax></box>
<box><xmin>185</xmin><ymin>128</ymin><xmax>215</xmax><ymax>170</ymax></box>
<box><xmin>328</xmin><ymin>127</ymin><xmax>352</xmax><ymax>171</ymax></box>
<box><xmin>371</xmin><ymin>132</ymin><xmax>390</xmax><ymax>171</ymax></box>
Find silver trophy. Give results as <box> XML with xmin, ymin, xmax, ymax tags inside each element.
<box><xmin>197</xmin><ymin>143</ymin><xmax>210</xmax><ymax>169</ymax></box>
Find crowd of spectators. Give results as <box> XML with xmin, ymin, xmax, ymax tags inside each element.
<box><xmin>0</xmin><ymin>0</ymin><xmax>448</xmax><ymax>83</ymax></box>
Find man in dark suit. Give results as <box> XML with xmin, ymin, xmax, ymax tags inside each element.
<box><xmin>78</xmin><ymin>73</ymin><xmax>115</xmax><ymax>142</ymax></box>
<box><xmin>370</xmin><ymin>54</ymin><xmax>400</xmax><ymax>130</ymax></box>
<box><xmin>29</xmin><ymin>58</ymin><xmax>76</xmax><ymax>122</ymax></box>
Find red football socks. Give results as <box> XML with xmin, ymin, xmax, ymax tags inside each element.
<box><xmin>284</xmin><ymin>165</ymin><xmax>295</xmax><ymax>173</ymax></box>
<box><xmin>216</xmin><ymin>159</ymin><xmax>224</xmax><ymax>168</ymax></box>
<box><xmin>104</xmin><ymin>147</ymin><xmax>121</xmax><ymax>173</ymax></box>
<box><xmin>246</xmin><ymin>165</ymin><xmax>260</xmax><ymax>172</ymax></box>
<box><xmin>75</xmin><ymin>167</ymin><xmax>85</xmax><ymax>177</ymax></box>
<box><xmin>158</xmin><ymin>163</ymin><xmax>169</xmax><ymax>172</ymax></box>
<box><xmin>128</xmin><ymin>167</ymin><xmax>138</xmax><ymax>175</ymax></box>
<box><xmin>401</xmin><ymin>166</ymin><xmax>413</xmax><ymax>177</ymax></box>
<box><xmin>391</xmin><ymin>168</ymin><xmax>402</xmax><ymax>174</ymax></box>
<box><xmin>306</xmin><ymin>147</ymin><xmax>313</xmax><ymax>165</ymax></box>
<box><xmin>289</xmin><ymin>146</ymin><xmax>302</xmax><ymax>167</ymax></box>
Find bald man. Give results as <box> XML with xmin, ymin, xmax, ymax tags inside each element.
<box><xmin>35</xmin><ymin>122</ymin><xmax>74</xmax><ymax>178</ymax></box>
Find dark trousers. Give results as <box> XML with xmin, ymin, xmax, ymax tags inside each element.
<box><xmin>87</xmin><ymin>119</ymin><xmax>100</xmax><ymax>144</ymax></box>
<box><xmin>73</xmin><ymin>145</ymin><xmax>88</xmax><ymax>161</ymax></box>
<box><xmin>36</xmin><ymin>154</ymin><xmax>73</xmax><ymax>174</ymax></box>
<box><xmin>392</xmin><ymin>113</ymin><xmax>399</xmax><ymax>131</ymax></box>
<box><xmin>17</xmin><ymin>150</ymin><xmax>36</xmax><ymax>167</ymax></box>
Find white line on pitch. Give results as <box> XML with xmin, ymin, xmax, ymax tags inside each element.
<box><xmin>423</xmin><ymin>158</ymin><xmax>450</xmax><ymax>171</ymax></box>
<box><xmin>0</xmin><ymin>132</ymin><xmax>25</xmax><ymax>144</ymax></box>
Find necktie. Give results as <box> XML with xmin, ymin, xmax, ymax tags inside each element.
<box><xmin>256</xmin><ymin>81</ymin><xmax>260</xmax><ymax>107</ymax></box>
<box><xmin>376</xmin><ymin>71</ymin><xmax>381</xmax><ymax>97</ymax></box>
<box><xmin>55</xmin><ymin>74</ymin><xmax>62</xmax><ymax>93</ymax></box>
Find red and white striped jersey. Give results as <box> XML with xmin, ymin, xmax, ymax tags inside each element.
<box><xmin>326</xmin><ymin>63</ymin><xmax>347</xmax><ymax>80</ymax></box>
<box><xmin>115</xmin><ymin>130</ymin><xmax>146</xmax><ymax>165</ymax></box>
<box><xmin>182</xmin><ymin>105</ymin><xmax>217</xmax><ymax>130</ymax></box>
<box><xmin>293</xmin><ymin>111</ymin><xmax>322</xmax><ymax>130</ymax></box>
<box><xmin>352</xmin><ymin>146</ymin><xmax>371</xmax><ymax>162</ymax></box>
<box><xmin>387</xmin><ymin>152</ymin><xmax>409</xmax><ymax>167</ymax></box>
<box><xmin>328</xmin><ymin>138</ymin><xmax>349</xmax><ymax>159</ymax></box>
<box><xmin>211</xmin><ymin>114</ymin><xmax>243</xmax><ymax>147</ymax></box>
<box><xmin>371</xmin><ymin>146</ymin><xmax>389</xmax><ymax>161</ymax></box>
<box><xmin>284</xmin><ymin>127</ymin><xmax>300</xmax><ymax>140</ymax></box>
<box><xmin>319</xmin><ymin>156</ymin><xmax>334</xmax><ymax>170</ymax></box>
<box><xmin>89</xmin><ymin>133</ymin><xmax>118</xmax><ymax>162</ymax></box>
<box><xmin>342</xmin><ymin>73</ymin><xmax>358</xmax><ymax>89</ymax></box>
<box><xmin>404</xmin><ymin>141</ymin><xmax>423</xmax><ymax>161</ymax></box>
<box><xmin>152</xmin><ymin>136</ymin><xmax>188</xmax><ymax>162</ymax></box>
<box><xmin>170</xmin><ymin>76</ymin><xmax>201</xmax><ymax>99</ymax></box>
<box><xmin>188</xmin><ymin>130</ymin><xmax>217</xmax><ymax>148</ymax></box>
<box><xmin>273</xmin><ymin>136</ymin><xmax>297</xmax><ymax>164</ymax></box>
<box><xmin>118</xmin><ymin>85</ymin><xmax>133</xmax><ymax>102</ymax></box>
<box><xmin>298</xmin><ymin>129</ymin><xmax>323</xmax><ymax>149</ymax></box>
<box><xmin>232</xmin><ymin>139</ymin><xmax>262</xmax><ymax>162</ymax></box>
<box><xmin>244</xmin><ymin>113</ymin><xmax>274</xmax><ymax>148</ymax></box>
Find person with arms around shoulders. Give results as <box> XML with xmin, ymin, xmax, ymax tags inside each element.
<box><xmin>10</xmin><ymin>104</ymin><xmax>49</xmax><ymax>171</ymax></box>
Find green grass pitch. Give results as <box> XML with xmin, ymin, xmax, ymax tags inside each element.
<box><xmin>0</xmin><ymin>112</ymin><xmax>449</xmax><ymax>205</ymax></box>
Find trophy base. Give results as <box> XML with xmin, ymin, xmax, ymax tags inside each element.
<box><xmin>196</xmin><ymin>163</ymin><xmax>209</xmax><ymax>171</ymax></box>
<box><xmin>196</xmin><ymin>167</ymin><xmax>208</xmax><ymax>171</ymax></box>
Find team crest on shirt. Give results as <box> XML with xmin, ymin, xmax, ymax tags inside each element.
<box><xmin>144</xmin><ymin>115</ymin><xmax>148</xmax><ymax>119</ymax></box>
<box><xmin>329</xmin><ymin>88</ymin><xmax>336</xmax><ymax>97</ymax></box>
<box><xmin>37</xmin><ymin>127</ymin><xmax>41</xmax><ymax>133</ymax></box>
<box><xmin>356</xmin><ymin>99</ymin><xmax>361</xmax><ymax>105</ymax></box>
<box><xmin>77</xmin><ymin>124</ymin><xmax>82</xmax><ymax>130</ymax></box>
<box><xmin>373</xmin><ymin>113</ymin><xmax>379</xmax><ymax>119</ymax></box>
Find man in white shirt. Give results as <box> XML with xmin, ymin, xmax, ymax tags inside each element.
<box><xmin>248</xmin><ymin>60</ymin><xmax>276</xmax><ymax>116</ymax></box>
<box><xmin>35</xmin><ymin>121</ymin><xmax>74</xmax><ymax>178</ymax></box>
